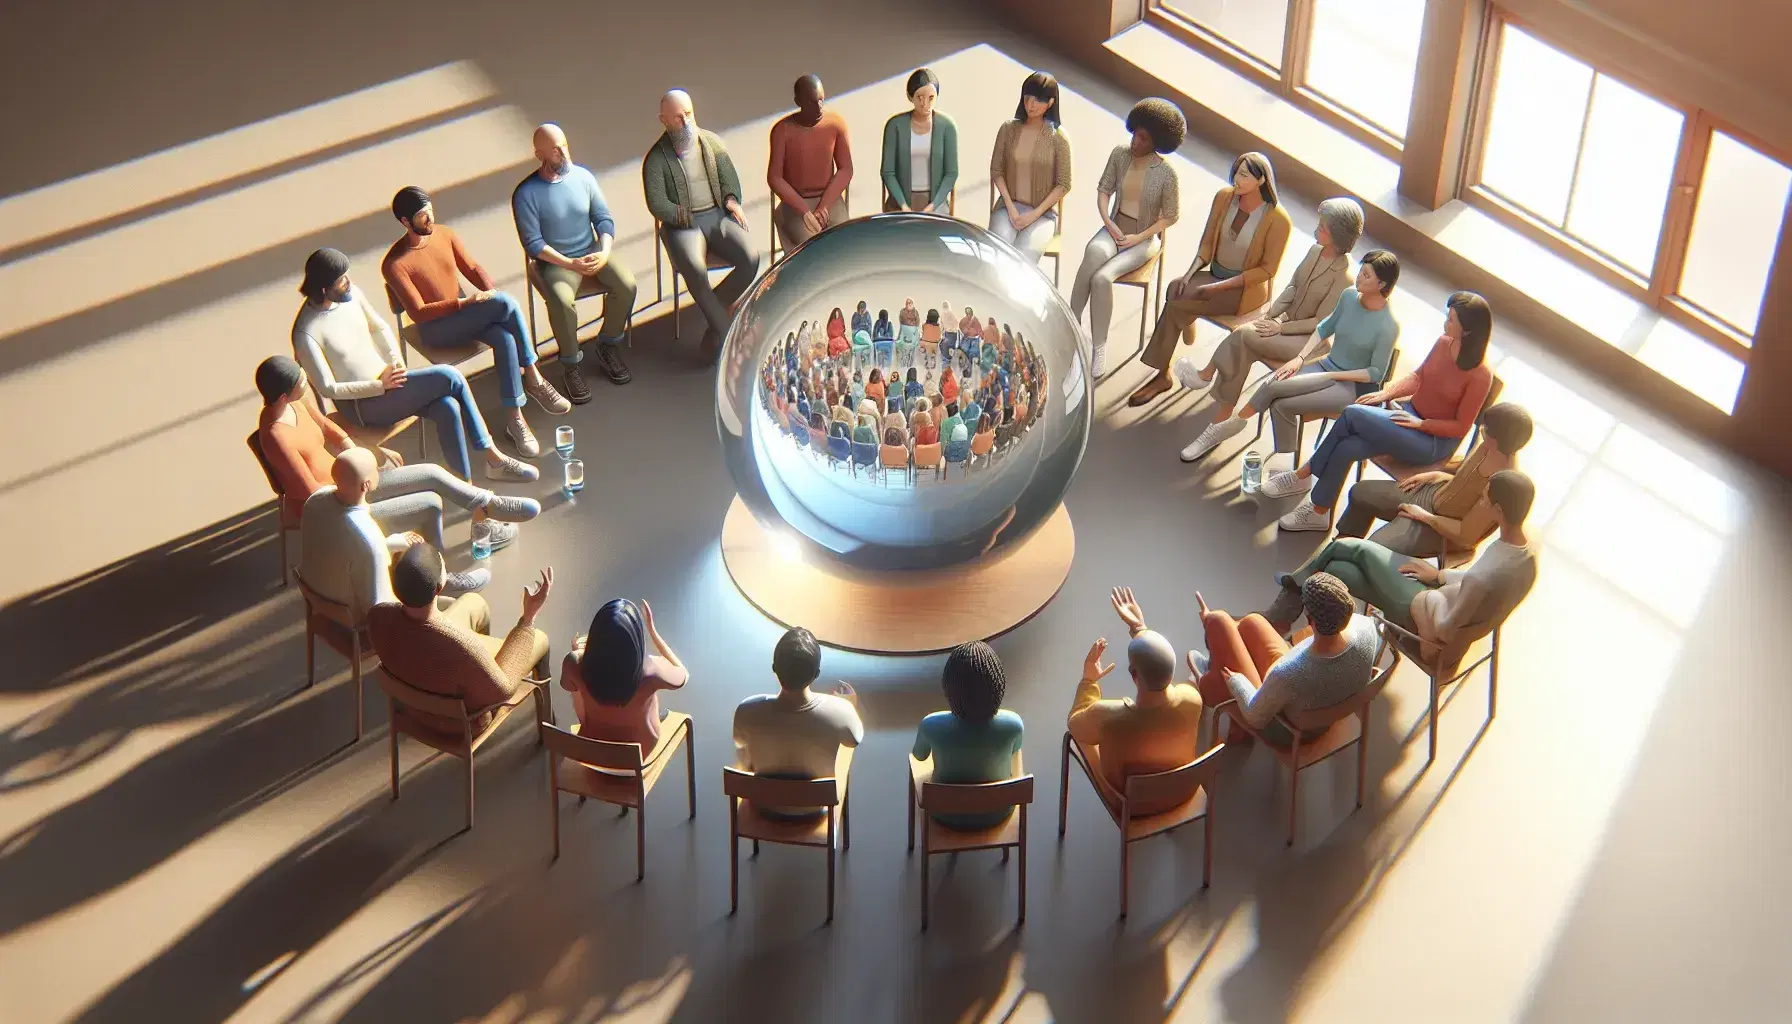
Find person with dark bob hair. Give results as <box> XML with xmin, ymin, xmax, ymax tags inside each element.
<box><xmin>881</xmin><ymin>67</ymin><xmax>960</xmax><ymax>213</ymax></box>
<box><xmin>989</xmin><ymin>71</ymin><xmax>1073</xmax><ymax>264</ymax></box>
<box><xmin>1330</xmin><ymin>401</ymin><xmax>1534</xmax><ymax>558</ymax></box>
<box><xmin>732</xmin><ymin>627</ymin><xmax>864</xmax><ymax>820</ymax></box>
<box><xmin>1264</xmin><ymin>290</ymin><xmax>1497</xmax><ymax>533</ymax></box>
<box><xmin>1071</xmin><ymin>97</ymin><xmax>1186</xmax><ymax>375</ymax></box>
<box><xmin>911</xmin><ymin>641</ymin><xmax>1026</xmax><ymax>829</ymax></box>
<box><xmin>560</xmin><ymin>598</ymin><xmax>687</xmax><ymax>749</ymax></box>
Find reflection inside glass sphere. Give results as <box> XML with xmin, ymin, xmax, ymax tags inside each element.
<box><xmin>717</xmin><ymin>213</ymin><xmax>1091</xmax><ymax>571</ymax></box>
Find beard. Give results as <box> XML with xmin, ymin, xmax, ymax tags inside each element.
<box><xmin>671</xmin><ymin>122</ymin><xmax>698</xmax><ymax>151</ymax></box>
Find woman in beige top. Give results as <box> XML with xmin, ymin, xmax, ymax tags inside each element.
<box><xmin>1070</xmin><ymin>99</ymin><xmax>1186</xmax><ymax>377</ymax></box>
<box><xmin>989</xmin><ymin>71</ymin><xmax>1073</xmax><ymax>264</ymax></box>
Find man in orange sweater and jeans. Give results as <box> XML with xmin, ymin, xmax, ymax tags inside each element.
<box><xmin>383</xmin><ymin>186</ymin><xmax>570</xmax><ymax>457</ymax></box>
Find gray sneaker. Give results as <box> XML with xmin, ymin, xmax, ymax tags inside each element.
<box><xmin>484</xmin><ymin>450</ymin><xmax>540</xmax><ymax>483</ymax></box>
<box><xmin>506</xmin><ymin>415</ymin><xmax>541</xmax><ymax>458</ymax></box>
<box><xmin>445</xmin><ymin>568</ymin><xmax>491</xmax><ymax>594</ymax></box>
<box><xmin>473</xmin><ymin>519</ymin><xmax>518</xmax><ymax>551</ymax></box>
<box><xmin>524</xmin><ymin>374</ymin><xmax>573</xmax><ymax>415</ymax></box>
<box><xmin>480</xmin><ymin>494</ymin><xmax>540</xmax><ymax>522</ymax></box>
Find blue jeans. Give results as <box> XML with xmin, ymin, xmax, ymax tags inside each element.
<box><xmin>416</xmin><ymin>293</ymin><xmax>535</xmax><ymax>408</ymax></box>
<box><xmin>1309</xmin><ymin>403</ymin><xmax>1462</xmax><ymax>507</ymax></box>
<box><xmin>339</xmin><ymin>365</ymin><xmax>493</xmax><ymax>480</ymax></box>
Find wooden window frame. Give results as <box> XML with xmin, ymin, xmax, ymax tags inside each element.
<box><xmin>1463</xmin><ymin>6</ymin><xmax>1782</xmax><ymax>359</ymax></box>
<box><xmin>1146</xmin><ymin>0</ymin><xmax>1407</xmax><ymax>159</ymax></box>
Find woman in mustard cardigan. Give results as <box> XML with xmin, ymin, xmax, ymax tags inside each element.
<box><xmin>1127</xmin><ymin>152</ymin><xmax>1291</xmax><ymax>407</ymax></box>
<box><xmin>881</xmin><ymin>68</ymin><xmax>959</xmax><ymax>214</ymax></box>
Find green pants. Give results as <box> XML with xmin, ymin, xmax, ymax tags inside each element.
<box><xmin>534</xmin><ymin>258</ymin><xmax>638</xmax><ymax>364</ymax></box>
<box><xmin>1292</xmin><ymin>537</ymin><xmax>1426</xmax><ymax>630</ymax></box>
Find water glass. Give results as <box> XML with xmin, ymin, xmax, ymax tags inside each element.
<box><xmin>1241</xmin><ymin>450</ymin><xmax>1264</xmax><ymax>496</ymax></box>
<box><xmin>555</xmin><ymin>425</ymin><xmax>575</xmax><ymax>460</ymax></box>
<box><xmin>471</xmin><ymin>531</ymin><xmax>492</xmax><ymax>560</ymax></box>
<box><xmin>564</xmin><ymin>458</ymin><xmax>585</xmax><ymax>497</ymax></box>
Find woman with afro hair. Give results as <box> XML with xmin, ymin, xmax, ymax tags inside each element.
<box><xmin>910</xmin><ymin>641</ymin><xmax>1025</xmax><ymax>829</ymax></box>
<box><xmin>1070</xmin><ymin>97</ymin><xmax>1185</xmax><ymax>376</ymax></box>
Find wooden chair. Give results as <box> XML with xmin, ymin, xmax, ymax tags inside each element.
<box><xmin>770</xmin><ymin>185</ymin><xmax>850</xmax><ymax>266</ymax></box>
<box><xmin>654</xmin><ymin>232</ymin><xmax>739</xmax><ymax>341</ymax></box>
<box><xmin>723</xmin><ymin>745</ymin><xmax>853</xmax><ymax>923</ymax></box>
<box><xmin>1058</xmin><ymin>734</ymin><xmax>1225</xmax><ymax>917</ymax></box>
<box><xmin>1373</xmin><ymin>611</ymin><xmax>1505</xmax><ymax>767</ymax></box>
<box><xmin>1113</xmin><ymin>226</ymin><xmax>1170</xmax><ymax>354</ymax></box>
<box><xmin>542</xmin><ymin>716</ymin><xmax>695</xmax><ymax>880</ymax></box>
<box><xmin>383</xmin><ymin>283</ymin><xmax>483</xmax><ymax>370</ymax></box>
<box><xmin>378</xmin><ymin>664</ymin><xmax>550</xmax><ymax>833</ymax></box>
<box><xmin>969</xmin><ymin>430</ymin><xmax>996</xmax><ymax>468</ymax></box>
<box><xmin>292</xmin><ymin>570</ymin><xmax>376</xmax><ymax>740</ymax></box>
<box><xmin>1039</xmin><ymin>197</ymin><xmax>1068</xmax><ymax>287</ymax></box>
<box><xmin>245</xmin><ymin>432</ymin><xmax>298</xmax><ymax>586</ymax></box>
<box><xmin>880</xmin><ymin>443</ymin><xmax>911</xmax><ymax>485</ymax></box>
<box><xmin>908</xmin><ymin>754</ymin><xmax>1033</xmax><ymax>931</ymax></box>
<box><xmin>522</xmin><ymin>256</ymin><xmax>633</xmax><ymax>360</ymax></box>
<box><xmin>881</xmin><ymin>185</ymin><xmax>957</xmax><ymax>218</ymax></box>
<box><xmin>913</xmin><ymin>441</ymin><xmax>943</xmax><ymax>480</ymax></box>
<box><xmin>1208</xmin><ymin>637</ymin><xmax>1401</xmax><ymax>846</ymax></box>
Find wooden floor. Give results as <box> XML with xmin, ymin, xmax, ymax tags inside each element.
<box><xmin>3</xmin><ymin>1</ymin><xmax>1792</xmax><ymax>1022</ymax></box>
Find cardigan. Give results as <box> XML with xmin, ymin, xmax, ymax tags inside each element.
<box><xmin>989</xmin><ymin>121</ymin><xmax>1072</xmax><ymax>209</ymax></box>
<box><xmin>643</xmin><ymin>128</ymin><xmax>744</xmax><ymax>228</ymax></box>
<box><xmin>1095</xmin><ymin>146</ymin><xmax>1179</xmax><ymax>230</ymax></box>
<box><xmin>1192</xmin><ymin>186</ymin><xmax>1292</xmax><ymax>314</ymax></box>
<box><xmin>880</xmin><ymin>111</ymin><xmax>959</xmax><ymax>210</ymax></box>
<box><xmin>1264</xmin><ymin>244</ymin><xmax>1352</xmax><ymax>336</ymax></box>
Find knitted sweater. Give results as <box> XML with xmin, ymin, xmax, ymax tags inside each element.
<box><xmin>291</xmin><ymin>286</ymin><xmax>404</xmax><ymax>402</ymax></box>
<box><xmin>990</xmin><ymin>121</ymin><xmax>1072</xmax><ymax>208</ymax></box>
<box><xmin>643</xmin><ymin>129</ymin><xmax>744</xmax><ymax>228</ymax></box>
<box><xmin>1095</xmin><ymin>147</ymin><xmax>1180</xmax><ymax>230</ymax></box>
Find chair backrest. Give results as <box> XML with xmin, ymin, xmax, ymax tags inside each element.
<box><xmin>914</xmin><ymin>442</ymin><xmax>943</xmax><ymax>468</ymax></box>
<box><xmin>246</xmin><ymin>431</ymin><xmax>284</xmax><ymax>497</ymax></box>
<box><xmin>970</xmin><ymin>431</ymin><xmax>996</xmax><ymax>456</ymax></box>
<box><xmin>1122</xmin><ymin>743</ymin><xmax>1225</xmax><ymax>813</ymax></box>
<box><xmin>541</xmin><ymin>721</ymin><xmax>645</xmax><ymax>772</ymax></box>
<box><xmin>1382</xmin><ymin>343</ymin><xmax>1402</xmax><ymax>386</ymax></box>
<box><xmin>808</xmin><ymin>426</ymin><xmax>828</xmax><ymax>448</ymax></box>
<box><xmin>376</xmin><ymin>665</ymin><xmax>470</xmax><ymax>725</ymax></box>
<box><xmin>944</xmin><ymin>438</ymin><xmax>971</xmax><ymax>464</ymax></box>
<box><xmin>292</xmin><ymin>570</ymin><xmax>361</xmax><ymax>630</ymax></box>
<box><xmin>880</xmin><ymin>444</ymin><xmax>910</xmax><ymax>469</ymax></box>
<box><xmin>382</xmin><ymin>282</ymin><xmax>404</xmax><ymax>318</ymax></box>
<box><xmin>828</xmin><ymin>435</ymin><xmax>852</xmax><ymax>459</ymax></box>
<box><xmin>721</xmin><ymin>766</ymin><xmax>839</xmax><ymax>808</ymax></box>
<box><xmin>1480</xmin><ymin>373</ymin><xmax>1506</xmax><ymax>420</ymax></box>
<box><xmin>919</xmin><ymin>774</ymin><xmax>1035</xmax><ymax>815</ymax></box>
<box><xmin>1283</xmin><ymin>648</ymin><xmax>1399</xmax><ymax>734</ymax></box>
<box><xmin>851</xmin><ymin>440</ymin><xmax>878</xmax><ymax>466</ymax></box>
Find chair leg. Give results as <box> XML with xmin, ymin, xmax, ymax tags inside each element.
<box><xmin>1356</xmin><ymin>715</ymin><xmax>1370</xmax><ymax>809</ymax></box>
<box><xmin>729</xmin><ymin>802</ymin><xmax>740</xmax><ymax>915</ymax></box>
<box><xmin>920</xmin><ymin>828</ymin><xmax>930</xmax><ymax>931</ymax></box>
<box><xmin>684</xmin><ymin>724</ymin><xmax>697</xmax><ymax>820</ymax></box>
<box><xmin>549</xmin><ymin>759</ymin><xmax>561</xmax><ymax>861</ymax></box>
<box><xmin>278</xmin><ymin>526</ymin><xmax>289</xmax><ymax>587</ymax></box>
<box><xmin>352</xmin><ymin>635</ymin><xmax>364</xmax><ymax>741</ymax></box>
<box><xmin>635</xmin><ymin>796</ymin><xmax>646</xmax><ymax>883</ymax></box>
<box><xmin>1119</xmin><ymin>838</ymin><xmax>1130</xmax><ymax>918</ymax></box>
<box><xmin>1489</xmin><ymin>631</ymin><xmax>1501</xmax><ymax>721</ymax></box>
<box><xmin>305</xmin><ymin>622</ymin><xmax>316</xmax><ymax>688</ymax></box>
<box><xmin>1057</xmin><ymin>733</ymin><xmax>1071</xmax><ymax>838</ymax></box>
<box><xmin>842</xmin><ymin>786</ymin><xmax>851</xmax><ymax>851</ymax></box>
<box><xmin>1202</xmin><ymin>799</ymin><xmax>1213</xmax><ymax>888</ymax></box>
<box><xmin>1017</xmin><ymin>807</ymin><xmax>1029</xmax><ymax>925</ymax></box>
<box><xmin>1428</xmin><ymin>676</ymin><xmax>1440</xmax><ymax>766</ymax></box>
<box><xmin>907</xmin><ymin>777</ymin><xmax>915</xmax><ymax>853</ymax></box>
<box><xmin>387</xmin><ymin>698</ymin><xmax>400</xmax><ymax>800</ymax></box>
<box><xmin>826</xmin><ymin>814</ymin><xmax>837</xmax><ymax>924</ymax></box>
<box><xmin>464</xmin><ymin>751</ymin><xmax>476</xmax><ymax>832</ymax></box>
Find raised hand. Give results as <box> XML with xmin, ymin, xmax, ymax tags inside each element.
<box><xmin>1110</xmin><ymin>586</ymin><xmax>1146</xmax><ymax>632</ymax></box>
<box><xmin>1082</xmin><ymin>638</ymin><xmax>1115</xmax><ymax>682</ymax></box>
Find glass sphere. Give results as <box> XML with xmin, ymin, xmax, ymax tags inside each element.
<box><xmin>716</xmin><ymin>212</ymin><xmax>1092</xmax><ymax>571</ymax></box>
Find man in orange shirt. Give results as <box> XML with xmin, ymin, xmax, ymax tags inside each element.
<box><xmin>767</xmin><ymin>74</ymin><xmax>853</xmax><ymax>250</ymax></box>
<box><xmin>383</xmin><ymin>186</ymin><xmax>570</xmax><ymax>457</ymax></box>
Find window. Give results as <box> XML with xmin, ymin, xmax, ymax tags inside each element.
<box><xmin>1148</xmin><ymin>0</ymin><xmax>1426</xmax><ymax>150</ymax></box>
<box><xmin>1303</xmin><ymin>0</ymin><xmax>1427</xmax><ymax>140</ymax></box>
<box><xmin>1477</xmin><ymin>24</ymin><xmax>1683</xmax><ymax>277</ymax></box>
<box><xmin>1157</xmin><ymin>0</ymin><xmax>1289</xmax><ymax>71</ymax></box>
<box><xmin>1676</xmin><ymin>132</ymin><xmax>1792</xmax><ymax>337</ymax></box>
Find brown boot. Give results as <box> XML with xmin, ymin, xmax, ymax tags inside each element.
<box><xmin>1127</xmin><ymin>372</ymin><xmax>1172</xmax><ymax>407</ymax></box>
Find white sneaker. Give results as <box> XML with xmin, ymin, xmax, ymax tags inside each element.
<box><xmin>445</xmin><ymin>568</ymin><xmax>491</xmax><ymax>593</ymax></box>
<box><xmin>506</xmin><ymin>415</ymin><xmax>540</xmax><ymax>457</ymax></box>
<box><xmin>473</xmin><ymin>519</ymin><xmax>519</xmax><ymax>551</ymax></box>
<box><xmin>1257</xmin><ymin>469</ymin><xmax>1311</xmax><ymax>499</ymax></box>
<box><xmin>1179</xmin><ymin>417</ymin><xmax>1247</xmax><ymax>462</ymax></box>
<box><xmin>1278</xmin><ymin>498</ymin><xmax>1331</xmax><ymax>532</ymax></box>
<box><xmin>1172</xmin><ymin>355</ymin><xmax>1212</xmax><ymax>391</ymax></box>
<box><xmin>484</xmin><ymin>450</ymin><xmax>540</xmax><ymax>483</ymax></box>
<box><xmin>1090</xmin><ymin>344</ymin><xmax>1107</xmax><ymax>378</ymax></box>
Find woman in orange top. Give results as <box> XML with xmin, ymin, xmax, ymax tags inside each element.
<box><xmin>914</xmin><ymin>410</ymin><xmax>940</xmax><ymax>446</ymax></box>
<box><xmin>940</xmin><ymin>366</ymin><xmax>959</xmax><ymax>404</ymax></box>
<box><xmin>865</xmin><ymin>367</ymin><xmax>887</xmax><ymax>406</ymax></box>
<box><xmin>562</xmin><ymin>598</ymin><xmax>688</xmax><ymax>750</ymax></box>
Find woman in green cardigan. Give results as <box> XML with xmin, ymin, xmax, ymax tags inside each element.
<box><xmin>881</xmin><ymin>68</ymin><xmax>959</xmax><ymax>215</ymax></box>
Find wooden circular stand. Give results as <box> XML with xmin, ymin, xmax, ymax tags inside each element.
<box><xmin>720</xmin><ymin>496</ymin><xmax>1075</xmax><ymax>654</ymax></box>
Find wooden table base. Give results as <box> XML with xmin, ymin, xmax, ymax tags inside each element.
<box><xmin>720</xmin><ymin>497</ymin><xmax>1075</xmax><ymax>654</ymax></box>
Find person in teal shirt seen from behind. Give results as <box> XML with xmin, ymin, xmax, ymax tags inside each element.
<box><xmin>911</xmin><ymin>641</ymin><xmax>1025</xmax><ymax>829</ymax></box>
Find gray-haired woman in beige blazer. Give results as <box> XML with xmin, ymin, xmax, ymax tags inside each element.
<box><xmin>1070</xmin><ymin>99</ymin><xmax>1185</xmax><ymax>377</ymax></box>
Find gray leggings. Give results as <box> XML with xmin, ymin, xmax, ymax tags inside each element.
<box><xmin>368</xmin><ymin>463</ymin><xmax>494</xmax><ymax>551</ymax></box>
<box><xmin>1248</xmin><ymin>365</ymin><xmax>1358</xmax><ymax>454</ymax></box>
<box><xmin>1069</xmin><ymin>217</ymin><xmax>1159</xmax><ymax>354</ymax></box>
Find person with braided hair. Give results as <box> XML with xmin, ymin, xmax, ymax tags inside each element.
<box><xmin>911</xmin><ymin>641</ymin><xmax>1026</xmax><ymax>829</ymax></box>
<box><xmin>1190</xmin><ymin>574</ymin><xmax>1377</xmax><ymax>747</ymax></box>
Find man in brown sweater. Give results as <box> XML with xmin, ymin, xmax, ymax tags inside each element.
<box><xmin>368</xmin><ymin>542</ymin><xmax>554</xmax><ymax>734</ymax></box>
<box><xmin>768</xmin><ymin>74</ymin><xmax>852</xmax><ymax>250</ymax></box>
